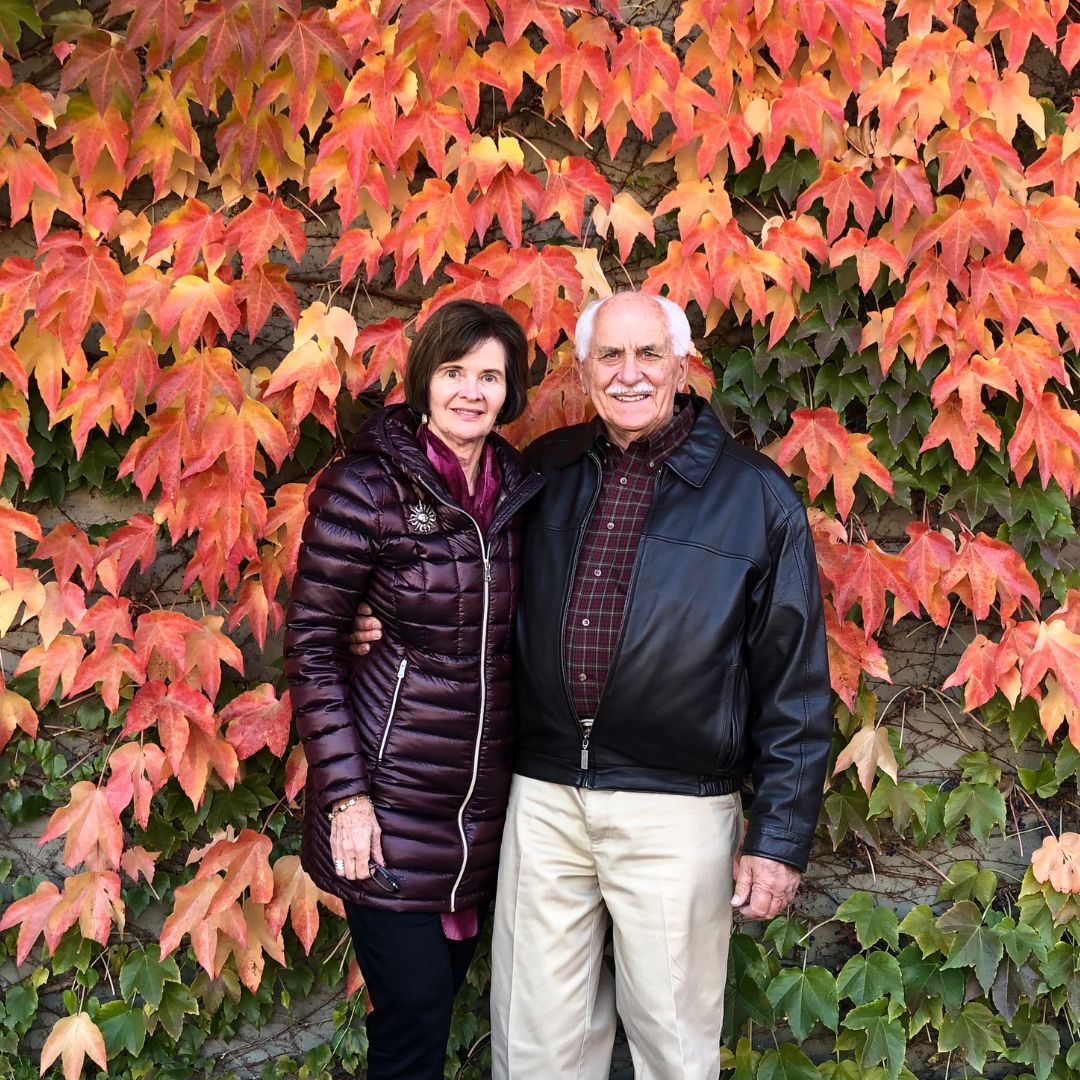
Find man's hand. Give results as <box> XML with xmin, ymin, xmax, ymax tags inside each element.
<box><xmin>330</xmin><ymin>797</ymin><xmax>384</xmax><ymax>881</ymax></box>
<box><xmin>731</xmin><ymin>854</ymin><xmax>801</xmax><ymax>920</ymax></box>
<box><xmin>348</xmin><ymin>602</ymin><xmax>383</xmax><ymax>657</ymax></box>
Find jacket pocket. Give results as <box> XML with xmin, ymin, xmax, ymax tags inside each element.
<box><xmin>715</xmin><ymin>662</ymin><xmax>747</xmax><ymax>772</ymax></box>
<box><xmin>376</xmin><ymin>658</ymin><xmax>409</xmax><ymax>764</ymax></box>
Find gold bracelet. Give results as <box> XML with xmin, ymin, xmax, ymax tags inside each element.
<box><xmin>328</xmin><ymin>795</ymin><xmax>368</xmax><ymax>819</ymax></box>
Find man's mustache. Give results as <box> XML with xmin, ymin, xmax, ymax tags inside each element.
<box><xmin>605</xmin><ymin>383</ymin><xmax>654</xmax><ymax>398</ymax></box>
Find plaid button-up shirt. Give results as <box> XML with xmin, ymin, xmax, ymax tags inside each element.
<box><xmin>565</xmin><ymin>404</ymin><xmax>695</xmax><ymax>720</ymax></box>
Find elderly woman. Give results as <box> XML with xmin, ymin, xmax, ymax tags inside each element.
<box><xmin>283</xmin><ymin>300</ymin><xmax>541</xmax><ymax>1080</ymax></box>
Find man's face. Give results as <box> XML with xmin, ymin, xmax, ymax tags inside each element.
<box><xmin>580</xmin><ymin>296</ymin><xmax>689</xmax><ymax>450</ymax></box>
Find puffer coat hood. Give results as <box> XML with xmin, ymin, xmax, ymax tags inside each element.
<box><xmin>284</xmin><ymin>405</ymin><xmax>543</xmax><ymax>911</ymax></box>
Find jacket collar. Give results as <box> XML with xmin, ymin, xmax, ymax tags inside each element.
<box><xmin>550</xmin><ymin>394</ymin><xmax>728</xmax><ymax>489</ymax></box>
<box><xmin>352</xmin><ymin>403</ymin><xmax>542</xmax><ymax>513</ymax></box>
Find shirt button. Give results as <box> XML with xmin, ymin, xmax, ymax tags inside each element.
<box><xmin>648</xmin><ymin>460</ymin><xmax>655</xmax><ymax>468</ymax></box>
<box><xmin>581</xmin><ymin>618</ymin><xmax>590</xmax><ymax>627</ymax></box>
<box><xmin>594</xmin><ymin>568</ymin><xmax>602</xmax><ymax>577</ymax></box>
<box><xmin>619</xmin><ymin>477</ymin><xmax>627</xmax><ymax>485</ymax></box>
<box><xmin>579</xmin><ymin>673</ymin><xmax>587</xmax><ymax>681</ymax></box>
<box><xmin>606</xmin><ymin>521</ymin><xmax>615</xmax><ymax>530</ymax></box>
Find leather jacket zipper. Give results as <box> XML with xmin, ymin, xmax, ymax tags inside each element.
<box><xmin>376</xmin><ymin>658</ymin><xmax>408</xmax><ymax>763</ymax></box>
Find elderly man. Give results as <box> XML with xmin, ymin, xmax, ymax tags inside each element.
<box><xmin>352</xmin><ymin>291</ymin><xmax>831</xmax><ymax>1079</ymax></box>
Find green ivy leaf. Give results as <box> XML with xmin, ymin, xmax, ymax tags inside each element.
<box><xmin>147</xmin><ymin>980</ymin><xmax>198</xmax><ymax>1041</ymax></box>
<box><xmin>993</xmin><ymin>916</ymin><xmax>1046</xmax><ymax>967</ymax></box>
<box><xmin>956</xmin><ymin>751</ymin><xmax>1002</xmax><ymax>785</ymax></box>
<box><xmin>763</xmin><ymin>915</ymin><xmax>809</xmax><ymax>959</ymax></box>
<box><xmin>837</xmin><ymin>953</ymin><xmax>904</xmax><ymax>1005</ymax></box>
<box><xmin>842</xmin><ymin>998</ymin><xmax>906</xmax><ymax>1079</ymax></box>
<box><xmin>2</xmin><ymin>983</ymin><xmax>37</xmax><ymax>1026</ymax></box>
<box><xmin>1018</xmin><ymin>758</ymin><xmax>1059</xmax><ymax>798</ymax></box>
<box><xmin>766</xmin><ymin>965</ymin><xmax>839</xmax><ymax>1041</ymax></box>
<box><xmin>897</xmin><ymin>905</ymin><xmax>949</xmax><ymax>958</ymax></box>
<box><xmin>897</xmin><ymin>944</ymin><xmax>965</xmax><ymax>1012</ymax></box>
<box><xmin>96</xmin><ymin>999</ymin><xmax>147</xmax><ymax>1057</ymax></box>
<box><xmin>835</xmin><ymin>892</ymin><xmax>900</xmax><ymax>950</ymax></box>
<box><xmin>756</xmin><ymin>1042</ymin><xmax>821</xmax><ymax>1080</ymax></box>
<box><xmin>939</xmin><ymin>470</ymin><xmax>1014</xmax><ymax>528</ymax></box>
<box><xmin>938</xmin><ymin>900</ymin><xmax>1003</xmax><ymax>993</ymax></box>
<box><xmin>943</xmin><ymin>781</ymin><xmax>1006</xmax><ymax>845</ymax></box>
<box><xmin>824</xmin><ymin>788</ymin><xmax>881</xmax><ymax>849</ymax></box>
<box><xmin>867</xmin><ymin>776</ymin><xmax>929</xmax><ymax>834</ymax></box>
<box><xmin>937</xmin><ymin>1002</ymin><xmax>1005</xmax><ymax>1072</ymax></box>
<box><xmin>120</xmin><ymin>946</ymin><xmax>181</xmax><ymax>1009</ymax></box>
<box><xmin>937</xmin><ymin>861</ymin><xmax>997</xmax><ymax>906</ymax></box>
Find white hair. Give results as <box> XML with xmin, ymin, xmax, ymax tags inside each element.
<box><xmin>574</xmin><ymin>291</ymin><xmax>693</xmax><ymax>361</ymax></box>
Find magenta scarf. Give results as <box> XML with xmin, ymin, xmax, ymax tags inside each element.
<box><xmin>418</xmin><ymin>425</ymin><xmax>502</xmax><ymax>534</ymax></box>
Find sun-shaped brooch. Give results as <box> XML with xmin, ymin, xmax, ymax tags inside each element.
<box><xmin>406</xmin><ymin>502</ymin><xmax>438</xmax><ymax>534</ymax></box>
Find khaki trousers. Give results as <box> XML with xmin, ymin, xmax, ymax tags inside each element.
<box><xmin>490</xmin><ymin>775</ymin><xmax>741</xmax><ymax>1080</ymax></box>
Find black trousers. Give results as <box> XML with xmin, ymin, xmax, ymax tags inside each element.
<box><xmin>344</xmin><ymin>902</ymin><xmax>484</xmax><ymax>1080</ymax></box>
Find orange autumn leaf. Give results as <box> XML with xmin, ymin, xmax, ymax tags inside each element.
<box><xmin>39</xmin><ymin>1012</ymin><xmax>108</xmax><ymax>1080</ymax></box>
<box><xmin>39</xmin><ymin>781</ymin><xmax>124</xmax><ymax>871</ymax></box>
<box><xmin>1031</xmin><ymin>833</ymin><xmax>1080</xmax><ymax>895</ymax></box>
<box><xmin>833</xmin><ymin>724</ymin><xmax>899</xmax><ymax>796</ymax></box>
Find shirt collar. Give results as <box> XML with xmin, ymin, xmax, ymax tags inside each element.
<box><xmin>594</xmin><ymin>397</ymin><xmax>696</xmax><ymax>464</ymax></box>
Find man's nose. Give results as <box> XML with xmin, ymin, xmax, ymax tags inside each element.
<box><xmin>618</xmin><ymin>352</ymin><xmax>642</xmax><ymax>382</ymax></box>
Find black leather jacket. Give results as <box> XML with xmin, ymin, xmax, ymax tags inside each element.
<box><xmin>514</xmin><ymin>396</ymin><xmax>831</xmax><ymax>871</ymax></box>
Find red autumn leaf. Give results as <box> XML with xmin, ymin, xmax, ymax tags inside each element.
<box><xmin>158</xmin><ymin>875</ymin><xmax>223</xmax><ymax>964</ymax></box>
<box><xmin>14</xmin><ymin>635</ymin><xmax>85</xmax><ymax>706</ymax></box>
<box><xmin>39</xmin><ymin>781</ymin><xmax>124</xmax><ymax>871</ymax></box>
<box><xmin>829</xmin><ymin>229</ymin><xmax>905</xmax><ymax>293</ymax></box>
<box><xmin>156</xmin><ymin>271</ymin><xmax>242</xmax><ymax>352</ymax></box>
<box><xmin>0</xmin><ymin>498</ymin><xmax>42</xmax><ymax>585</ymax></box>
<box><xmin>265</xmin><ymin>854</ymin><xmax>343</xmax><ymax>954</ymax></box>
<box><xmin>222</xmin><ymin>683</ymin><xmax>292</xmax><ymax>760</ymax></box>
<box><xmin>223</xmin><ymin>193</ymin><xmax>307</xmax><ymax>271</ymax></box>
<box><xmin>872</xmin><ymin>156</ymin><xmax>935</xmax><ymax>232</ymax></box>
<box><xmin>831</xmin><ymin>540</ymin><xmax>922</xmax><ymax>639</ymax></box>
<box><xmin>470</xmin><ymin>167</ymin><xmax>544</xmax><ymax>249</ymax></box>
<box><xmin>60</xmin><ymin>30</ymin><xmax>142</xmax><ymax>111</ymax></box>
<box><xmin>920</xmin><ymin>393</ymin><xmax>1002</xmax><ymax>470</ymax></box>
<box><xmin>0</xmin><ymin>879</ymin><xmax>61</xmax><ymax>965</ymax></box>
<box><xmin>765</xmin><ymin>73</ymin><xmax>845</xmax><ymax>167</ymax></box>
<box><xmin>39</xmin><ymin>1013</ymin><xmax>108</xmax><ymax>1080</ymax></box>
<box><xmin>35</xmin><ymin>231</ymin><xmax>125</xmax><ymax>356</ymax></box>
<box><xmin>156</xmin><ymin>346</ymin><xmax>245</xmax><ymax>432</ymax></box>
<box><xmin>33</xmin><ymin>523</ymin><xmax>95</xmax><ymax>590</ymax></box>
<box><xmin>118</xmin><ymin>407</ymin><xmax>187</xmax><ymax>499</ymax></box>
<box><xmin>0</xmin><ymin>686</ymin><xmax>37</xmax><ymax>756</ymax></box>
<box><xmin>1007</xmin><ymin>392</ymin><xmax>1080</xmax><ymax>498</ymax></box>
<box><xmin>36</xmin><ymin>580</ymin><xmax>88</xmax><ymax>648</ymax></box>
<box><xmin>80</xmin><ymin>596</ymin><xmax>135</xmax><ymax>647</ymax></box>
<box><xmin>825</xmin><ymin>603</ymin><xmax>891</xmax><ymax>710</ymax></box>
<box><xmin>643</xmin><ymin>241</ymin><xmax>712</xmax><ymax>316</ymax></box>
<box><xmin>797</xmin><ymin>162</ymin><xmax>876</xmax><ymax>243</ymax></box>
<box><xmin>940</xmin><ymin>531</ymin><xmax>1041</xmax><ymax>623</ymax></box>
<box><xmin>537</xmin><ymin>156</ymin><xmax>612</xmax><ymax>240</ymax></box>
<box><xmin>105</xmin><ymin>741</ymin><xmax>169</xmax><ymax>829</ymax></box>
<box><xmin>894</xmin><ymin>522</ymin><xmax>955</xmax><ymax>626</ymax></box>
<box><xmin>69</xmin><ymin>643</ymin><xmax>143</xmax><ymax>713</ymax></box>
<box><xmin>943</xmin><ymin>632</ymin><xmax>1022</xmax><ymax>712</ymax></box>
<box><xmin>1021</xmin><ymin>620</ymin><xmax>1080</xmax><ymax>715</ymax></box>
<box><xmin>331</xmin><ymin>228</ymin><xmax>383</xmax><ymax>287</ymax></box>
<box><xmin>0</xmin><ymin>408</ymin><xmax>32</xmax><ymax>486</ymax></box>
<box><xmin>145</xmin><ymin>199</ymin><xmax>227</xmax><ymax>277</ymax></box>
<box><xmin>120</xmin><ymin>845</ymin><xmax>160</xmax><ymax>885</ymax></box>
<box><xmin>194</xmin><ymin>828</ymin><xmax>275</xmax><ymax>914</ymax></box>
<box><xmin>229</xmin><ymin>902</ymin><xmax>287</xmax><ymax>993</ymax></box>
<box><xmin>45</xmin><ymin>870</ymin><xmax>124</xmax><ymax>951</ymax></box>
<box><xmin>284</xmin><ymin>743</ymin><xmax>307</xmax><ymax>801</ymax></box>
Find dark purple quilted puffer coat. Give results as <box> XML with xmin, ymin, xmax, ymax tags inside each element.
<box><xmin>284</xmin><ymin>405</ymin><xmax>543</xmax><ymax>911</ymax></box>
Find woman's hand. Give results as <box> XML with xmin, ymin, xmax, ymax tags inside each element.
<box><xmin>347</xmin><ymin>602</ymin><xmax>383</xmax><ymax>657</ymax></box>
<box><xmin>330</xmin><ymin>797</ymin><xmax>384</xmax><ymax>881</ymax></box>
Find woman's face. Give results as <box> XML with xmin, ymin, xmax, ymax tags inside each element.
<box><xmin>426</xmin><ymin>338</ymin><xmax>508</xmax><ymax>454</ymax></box>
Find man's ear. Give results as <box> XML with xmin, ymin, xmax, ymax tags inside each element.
<box><xmin>576</xmin><ymin>359</ymin><xmax>589</xmax><ymax>394</ymax></box>
<box><xmin>676</xmin><ymin>353</ymin><xmax>690</xmax><ymax>390</ymax></box>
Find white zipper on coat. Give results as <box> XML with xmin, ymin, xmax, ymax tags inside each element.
<box><xmin>415</xmin><ymin>478</ymin><xmax>491</xmax><ymax>913</ymax></box>
<box><xmin>377</xmin><ymin>658</ymin><xmax>408</xmax><ymax>762</ymax></box>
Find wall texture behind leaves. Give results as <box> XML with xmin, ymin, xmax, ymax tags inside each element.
<box><xmin>0</xmin><ymin>1</ymin><xmax>1079</xmax><ymax>1078</ymax></box>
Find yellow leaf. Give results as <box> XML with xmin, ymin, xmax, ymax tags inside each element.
<box><xmin>833</xmin><ymin>725</ymin><xmax>898</xmax><ymax>796</ymax></box>
<box><xmin>39</xmin><ymin>1013</ymin><xmax>107</xmax><ymax>1080</ymax></box>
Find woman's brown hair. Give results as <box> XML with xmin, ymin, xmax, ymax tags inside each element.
<box><xmin>403</xmin><ymin>300</ymin><xmax>529</xmax><ymax>425</ymax></box>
